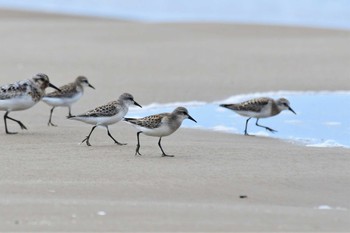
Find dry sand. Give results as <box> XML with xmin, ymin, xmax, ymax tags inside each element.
<box><xmin>0</xmin><ymin>9</ymin><xmax>349</xmax><ymax>232</ymax></box>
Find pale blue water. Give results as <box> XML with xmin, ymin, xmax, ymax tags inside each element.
<box><xmin>0</xmin><ymin>0</ymin><xmax>350</xmax><ymax>30</ymax></box>
<box><xmin>129</xmin><ymin>92</ymin><xmax>350</xmax><ymax>148</ymax></box>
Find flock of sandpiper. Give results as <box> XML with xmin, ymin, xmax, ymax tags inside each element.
<box><xmin>0</xmin><ymin>73</ymin><xmax>296</xmax><ymax>157</ymax></box>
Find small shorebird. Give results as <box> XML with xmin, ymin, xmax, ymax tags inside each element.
<box><xmin>68</xmin><ymin>93</ymin><xmax>142</xmax><ymax>146</ymax></box>
<box><xmin>0</xmin><ymin>73</ymin><xmax>61</xmax><ymax>134</ymax></box>
<box><xmin>124</xmin><ymin>107</ymin><xmax>197</xmax><ymax>157</ymax></box>
<box><xmin>42</xmin><ymin>76</ymin><xmax>95</xmax><ymax>126</ymax></box>
<box><xmin>220</xmin><ymin>97</ymin><xmax>296</xmax><ymax>135</ymax></box>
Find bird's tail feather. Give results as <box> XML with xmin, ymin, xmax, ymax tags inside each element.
<box><xmin>124</xmin><ymin>117</ymin><xmax>136</xmax><ymax>122</ymax></box>
<box><xmin>220</xmin><ymin>104</ymin><xmax>230</xmax><ymax>108</ymax></box>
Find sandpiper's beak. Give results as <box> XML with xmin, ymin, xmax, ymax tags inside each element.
<box><xmin>188</xmin><ymin>114</ymin><xmax>197</xmax><ymax>123</ymax></box>
<box><xmin>49</xmin><ymin>83</ymin><xmax>62</xmax><ymax>92</ymax></box>
<box><xmin>288</xmin><ymin>106</ymin><xmax>296</xmax><ymax>114</ymax></box>
<box><xmin>88</xmin><ymin>83</ymin><xmax>95</xmax><ymax>89</ymax></box>
<box><xmin>134</xmin><ymin>101</ymin><xmax>142</xmax><ymax>108</ymax></box>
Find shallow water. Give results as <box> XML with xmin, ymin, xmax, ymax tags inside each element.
<box><xmin>128</xmin><ymin>91</ymin><xmax>350</xmax><ymax>148</ymax></box>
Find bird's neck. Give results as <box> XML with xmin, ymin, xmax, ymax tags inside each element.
<box><xmin>30</xmin><ymin>84</ymin><xmax>45</xmax><ymax>102</ymax></box>
<box><xmin>271</xmin><ymin>102</ymin><xmax>282</xmax><ymax>116</ymax></box>
<box><xmin>169</xmin><ymin>114</ymin><xmax>183</xmax><ymax>130</ymax></box>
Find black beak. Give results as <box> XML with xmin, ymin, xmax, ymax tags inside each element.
<box><xmin>188</xmin><ymin>114</ymin><xmax>197</xmax><ymax>123</ymax></box>
<box><xmin>134</xmin><ymin>100</ymin><xmax>142</xmax><ymax>108</ymax></box>
<box><xmin>49</xmin><ymin>83</ymin><xmax>62</xmax><ymax>92</ymax></box>
<box><xmin>88</xmin><ymin>83</ymin><xmax>95</xmax><ymax>89</ymax></box>
<box><xmin>288</xmin><ymin>106</ymin><xmax>296</xmax><ymax>115</ymax></box>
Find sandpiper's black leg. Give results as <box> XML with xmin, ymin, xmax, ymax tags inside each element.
<box><xmin>135</xmin><ymin>131</ymin><xmax>142</xmax><ymax>155</ymax></box>
<box><xmin>68</xmin><ymin>106</ymin><xmax>72</xmax><ymax>117</ymax></box>
<box><xmin>106</xmin><ymin>126</ymin><xmax>126</xmax><ymax>145</ymax></box>
<box><xmin>255</xmin><ymin>118</ymin><xmax>277</xmax><ymax>133</ymax></box>
<box><xmin>244</xmin><ymin>117</ymin><xmax>252</xmax><ymax>135</ymax></box>
<box><xmin>48</xmin><ymin>107</ymin><xmax>57</xmax><ymax>127</ymax></box>
<box><xmin>4</xmin><ymin>111</ymin><xmax>27</xmax><ymax>134</ymax></box>
<box><xmin>81</xmin><ymin>125</ymin><xmax>97</xmax><ymax>146</ymax></box>
<box><xmin>3</xmin><ymin>112</ymin><xmax>13</xmax><ymax>134</ymax></box>
<box><xmin>159</xmin><ymin>137</ymin><xmax>174</xmax><ymax>157</ymax></box>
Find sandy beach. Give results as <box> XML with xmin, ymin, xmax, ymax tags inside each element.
<box><xmin>0</xmin><ymin>9</ymin><xmax>350</xmax><ymax>232</ymax></box>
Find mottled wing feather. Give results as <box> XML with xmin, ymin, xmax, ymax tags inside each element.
<box><xmin>0</xmin><ymin>80</ymin><xmax>31</xmax><ymax>100</ymax></box>
<box><xmin>78</xmin><ymin>100</ymin><xmax>119</xmax><ymax>117</ymax></box>
<box><xmin>127</xmin><ymin>113</ymin><xmax>168</xmax><ymax>129</ymax></box>
<box><xmin>45</xmin><ymin>82</ymin><xmax>76</xmax><ymax>98</ymax></box>
<box><xmin>223</xmin><ymin>97</ymin><xmax>271</xmax><ymax>113</ymax></box>
<box><xmin>238</xmin><ymin>98</ymin><xmax>270</xmax><ymax>112</ymax></box>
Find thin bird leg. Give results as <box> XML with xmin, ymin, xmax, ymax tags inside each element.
<box><xmin>81</xmin><ymin>125</ymin><xmax>97</xmax><ymax>146</ymax></box>
<box><xmin>106</xmin><ymin>126</ymin><xmax>126</xmax><ymax>145</ymax></box>
<box><xmin>255</xmin><ymin>118</ymin><xmax>277</xmax><ymax>133</ymax></box>
<box><xmin>48</xmin><ymin>107</ymin><xmax>57</xmax><ymax>126</ymax></box>
<box><xmin>244</xmin><ymin>117</ymin><xmax>252</xmax><ymax>135</ymax></box>
<box><xmin>159</xmin><ymin>137</ymin><xmax>174</xmax><ymax>157</ymax></box>
<box><xmin>135</xmin><ymin>131</ymin><xmax>142</xmax><ymax>155</ymax></box>
<box><xmin>4</xmin><ymin>111</ymin><xmax>27</xmax><ymax>134</ymax></box>
<box><xmin>68</xmin><ymin>106</ymin><xmax>72</xmax><ymax>117</ymax></box>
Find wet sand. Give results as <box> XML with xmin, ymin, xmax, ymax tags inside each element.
<box><xmin>0</xmin><ymin>9</ymin><xmax>350</xmax><ymax>232</ymax></box>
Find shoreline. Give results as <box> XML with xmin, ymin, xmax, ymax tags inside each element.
<box><xmin>129</xmin><ymin>89</ymin><xmax>350</xmax><ymax>149</ymax></box>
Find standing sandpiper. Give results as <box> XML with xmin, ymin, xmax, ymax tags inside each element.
<box><xmin>68</xmin><ymin>93</ymin><xmax>142</xmax><ymax>146</ymax></box>
<box><xmin>42</xmin><ymin>76</ymin><xmax>95</xmax><ymax>126</ymax></box>
<box><xmin>220</xmin><ymin>97</ymin><xmax>296</xmax><ymax>135</ymax></box>
<box><xmin>0</xmin><ymin>73</ymin><xmax>61</xmax><ymax>134</ymax></box>
<box><xmin>124</xmin><ymin>106</ymin><xmax>197</xmax><ymax>157</ymax></box>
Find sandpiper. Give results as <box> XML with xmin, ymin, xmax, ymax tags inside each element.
<box><xmin>220</xmin><ymin>97</ymin><xmax>296</xmax><ymax>135</ymax></box>
<box><xmin>42</xmin><ymin>76</ymin><xmax>95</xmax><ymax>126</ymax></box>
<box><xmin>124</xmin><ymin>107</ymin><xmax>197</xmax><ymax>157</ymax></box>
<box><xmin>68</xmin><ymin>93</ymin><xmax>142</xmax><ymax>146</ymax></box>
<box><xmin>0</xmin><ymin>73</ymin><xmax>61</xmax><ymax>134</ymax></box>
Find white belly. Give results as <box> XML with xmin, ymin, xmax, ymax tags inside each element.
<box><xmin>0</xmin><ymin>95</ymin><xmax>36</xmax><ymax>111</ymax></box>
<box><xmin>136</xmin><ymin>124</ymin><xmax>175</xmax><ymax>137</ymax></box>
<box><xmin>71</xmin><ymin>112</ymin><xmax>124</xmax><ymax>126</ymax></box>
<box><xmin>235</xmin><ymin>108</ymin><xmax>272</xmax><ymax>118</ymax></box>
<box><xmin>42</xmin><ymin>92</ymin><xmax>82</xmax><ymax>107</ymax></box>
